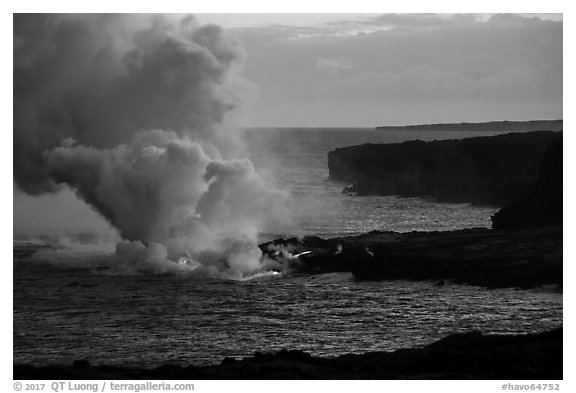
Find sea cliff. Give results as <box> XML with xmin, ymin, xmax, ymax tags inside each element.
<box><xmin>328</xmin><ymin>131</ymin><xmax>561</xmax><ymax>206</ymax></box>
<box><xmin>492</xmin><ymin>140</ymin><xmax>562</xmax><ymax>229</ymax></box>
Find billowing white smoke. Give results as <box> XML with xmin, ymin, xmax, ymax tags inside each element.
<box><xmin>14</xmin><ymin>14</ymin><xmax>289</xmax><ymax>278</ymax></box>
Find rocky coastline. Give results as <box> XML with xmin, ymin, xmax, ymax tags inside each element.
<box><xmin>261</xmin><ymin>226</ymin><xmax>561</xmax><ymax>289</ymax></box>
<box><xmin>328</xmin><ymin>131</ymin><xmax>561</xmax><ymax>206</ymax></box>
<box><xmin>15</xmin><ymin>129</ymin><xmax>563</xmax><ymax>380</ymax></box>
<box><xmin>15</xmin><ymin>328</ymin><xmax>562</xmax><ymax>380</ymax></box>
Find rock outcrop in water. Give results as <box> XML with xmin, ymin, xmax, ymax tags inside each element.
<box><xmin>328</xmin><ymin>131</ymin><xmax>562</xmax><ymax>206</ymax></box>
<box><xmin>492</xmin><ymin>140</ymin><xmax>562</xmax><ymax>230</ymax></box>
<box><xmin>261</xmin><ymin>227</ymin><xmax>562</xmax><ymax>289</ymax></box>
<box><xmin>14</xmin><ymin>327</ymin><xmax>562</xmax><ymax>379</ymax></box>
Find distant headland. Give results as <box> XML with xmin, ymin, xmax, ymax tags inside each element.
<box><xmin>375</xmin><ymin>119</ymin><xmax>562</xmax><ymax>132</ymax></box>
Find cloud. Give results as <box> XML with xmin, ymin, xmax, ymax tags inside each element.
<box><xmin>316</xmin><ymin>57</ymin><xmax>355</xmax><ymax>76</ymax></box>
<box><xmin>232</xmin><ymin>13</ymin><xmax>562</xmax><ymax>126</ymax></box>
<box><xmin>13</xmin><ymin>14</ymin><xmax>289</xmax><ymax>278</ymax></box>
<box><xmin>14</xmin><ymin>14</ymin><xmax>252</xmax><ymax>194</ymax></box>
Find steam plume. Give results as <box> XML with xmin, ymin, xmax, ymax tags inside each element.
<box><xmin>14</xmin><ymin>14</ymin><xmax>289</xmax><ymax>278</ymax></box>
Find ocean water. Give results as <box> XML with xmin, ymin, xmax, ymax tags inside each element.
<box><xmin>13</xmin><ymin>128</ymin><xmax>563</xmax><ymax>367</ymax></box>
<box><xmin>13</xmin><ymin>240</ymin><xmax>562</xmax><ymax>367</ymax></box>
<box><xmin>246</xmin><ymin>128</ymin><xmax>502</xmax><ymax>238</ymax></box>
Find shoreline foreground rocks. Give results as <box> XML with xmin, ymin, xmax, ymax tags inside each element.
<box><xmin>15</xmin><ymin>328</ymin><xmax>562</xmax><ymax>379</ymax></box>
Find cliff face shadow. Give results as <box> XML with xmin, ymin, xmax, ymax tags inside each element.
<box><xmin>492</xmin><ymin>140</ymin><xmax>562</xmax><ymax>229</ymax></box>
<box><xmin>329</xmin><ymin>131</ymin><xmax>562</xmax><ymax>206</ymax></box>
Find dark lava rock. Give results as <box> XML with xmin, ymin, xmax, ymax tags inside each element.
<box><xmin>261</xmin><ymin>227</ymin><xmax>561</xmax><ymax>290</ymax></box>
<box><xmin>492</xmin><ymin>140</ymin><xmax>562</xmax><ymax>230</ymax></box>
<box><xmin>328</xmin><ymin>131</ymin><xmax>562</xmax><ymax>206</ymax></box>
<box><xmin>73</xmin><ymin>359</ymin><xmax>90</xmax><ymax>369</ymax></box>
<box><xmin>347</xmin><ymin>228</ymin><xmax>562</xmax><ymax>289</ymax></box>
<box><xmin>14</xmin><ymin>328</ymin><xmax>562</xmax><ymax>380</ymax></box>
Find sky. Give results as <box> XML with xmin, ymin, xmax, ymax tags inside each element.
<box><xmin>12</xmin><ymin>13</ymin><xmax>563</xmax><ymax>234</ymax></box>
<box><xmin>197</xmin><ymin>13</ymin><xmax>563</xmax><ymax>127</ymax></box>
